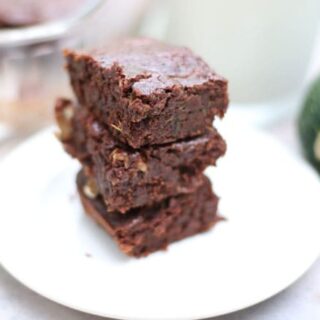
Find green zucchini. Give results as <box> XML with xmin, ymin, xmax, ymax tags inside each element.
<box><xmin>298</xmin><ymin>76</ymin><xmax>320</xmax><ymax>173</ymax></box>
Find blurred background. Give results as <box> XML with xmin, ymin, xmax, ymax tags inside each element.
<box><xmin>0</xmin><ymin>0</ymin><xmax>320</xmax><ymax>158</ymax></box>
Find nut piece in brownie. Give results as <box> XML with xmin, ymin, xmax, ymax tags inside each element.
<box><xmin>64</xmin><ymin>38</ymin><xmax>228</xmax><ymax>148</ymax></box>
<box><xmin>55</xmin><ymin>98</ymin><xmax>227</xmax><ymax>213</ymax></box>
<box><xmin>77</xmin><ymin>170</ymin><xmax>221</xmax><ymax>257</ymax></box>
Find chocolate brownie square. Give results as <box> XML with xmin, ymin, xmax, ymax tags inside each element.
<box><xmin>55</xmin><ymin>98</ymin><xmax>226</xmax><ymax>213</ymax></box>
<box><xmin>64</xmin><ymin>38</ymin><xmax>228</xmax><ymax>148</ymax></box>
<box><xmin>77</xmin><ymin>170</ymin><xmax>221</xmax><ymax>257</ymax></box>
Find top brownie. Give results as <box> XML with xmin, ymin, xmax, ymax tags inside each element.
<box><xmin>64</xmin><ymin>38</ymin><xmax>228</xmax><ymax>148</ymax></box>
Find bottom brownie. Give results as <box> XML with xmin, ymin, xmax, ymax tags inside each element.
<box><xmin>77</xmin><ymin>170</ymin><xmax>221</xmax><ymax>257</ymax></box>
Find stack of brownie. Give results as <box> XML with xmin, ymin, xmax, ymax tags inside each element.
<box><xmin>55</xmin><ymin>38</ymin><xmax>228</xmax><ymax>257</ymax></box>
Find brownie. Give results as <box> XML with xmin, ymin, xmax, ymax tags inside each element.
<box><xmin>64</xmin><ymin>38</ymin><xmax>228</xmax><ymax>148</ymax></box>
<box><xmin>0</xmin><ymin>0</ymin><xmax>85</xmax><ymax>28</ymax></box>
<box><xmin>77</xmin><ymin>170</ymin><xmax>221</xmax><ymax>257</ymax></box>
<box><xmin>56</xmin><ymin>98</ymin><xmax>227</xmax><ymax>213</ymax></box>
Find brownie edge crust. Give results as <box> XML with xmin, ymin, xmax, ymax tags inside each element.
<box><xmin>77</xmin><ymin>170</ymin><xmax>221</xmax><ymax>257</ymax></box>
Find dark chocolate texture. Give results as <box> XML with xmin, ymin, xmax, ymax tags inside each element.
<box><xmin>55</xmin><ymin>98</ymin><xmax>226</xmax><ymax>213</ymax></box>
<box><xmin>65</xmin><ymin>38</ymin><xmax>228</xmax><ymax>148</ymax></box>
<box><xmin>77</xmin><ymin>170</ymin><xmax>221</xmax><ymax>257</ymax></box>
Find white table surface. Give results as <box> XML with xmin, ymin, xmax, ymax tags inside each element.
<box><xmin>0</xmin><ymin>118</ymin><xmax>319</xmax><ymax>320</ymax></box>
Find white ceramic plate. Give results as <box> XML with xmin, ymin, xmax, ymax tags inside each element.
<box><xmin>0</xmin><ymin>125</ymin><xmax>320</xmax><ymax>320</ymax></box>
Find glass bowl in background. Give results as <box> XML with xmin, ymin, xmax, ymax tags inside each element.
<box><xmin>0</xmin><ymin>0</ymin><xmax>103</xmax><ymax>134</ymax></box>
